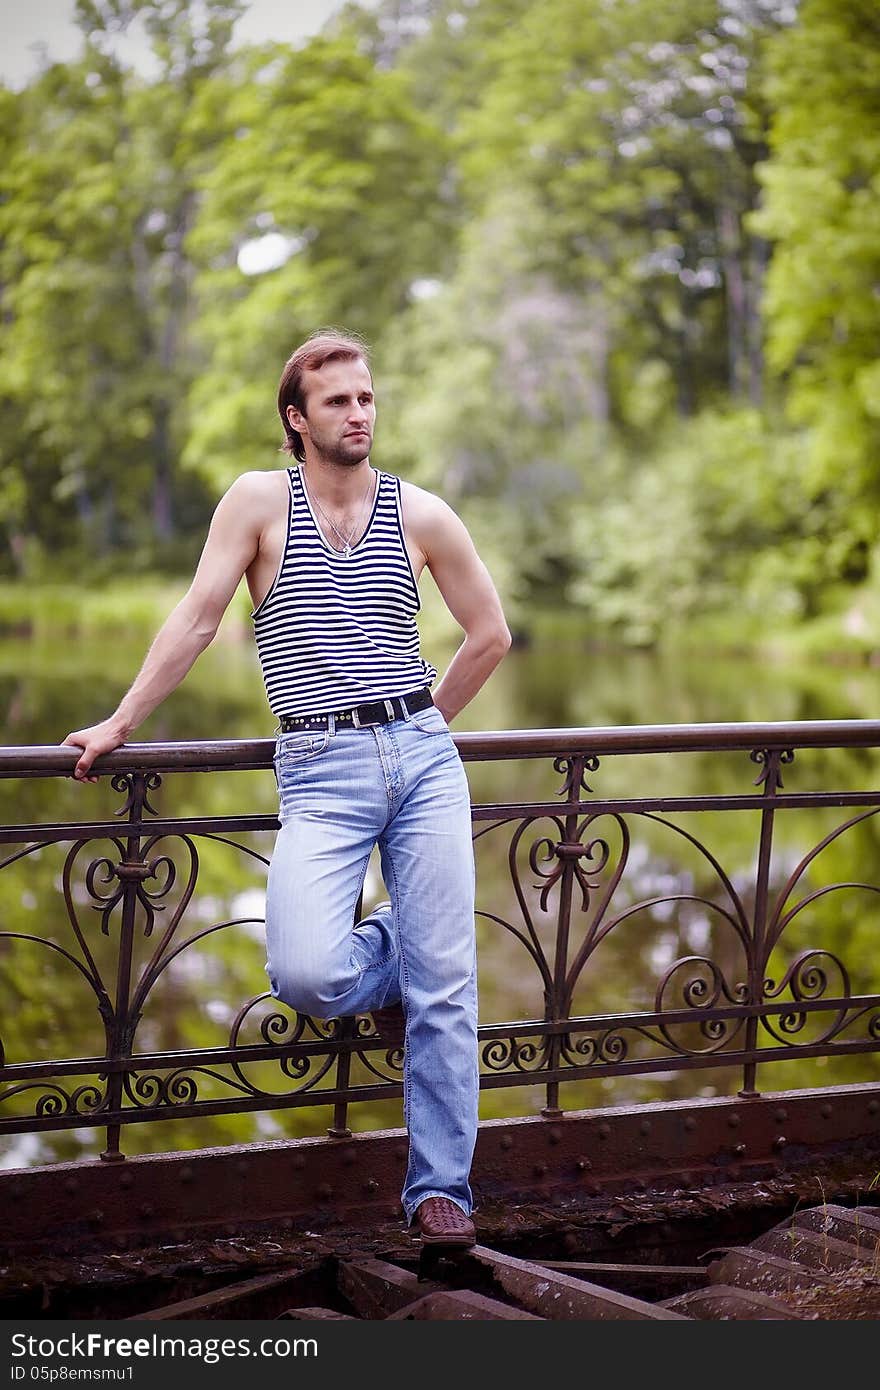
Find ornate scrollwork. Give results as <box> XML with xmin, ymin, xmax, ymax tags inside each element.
<box><xmin>528</xmin><ymin>829</ymin><xmax>612</xmax><ymax>914</ymax></box>
<box><xmin>127</xmin><ymin>1071</ymin><xmax>200</xmax><ymax>1107</ymax></box>
<box><xmin>112</xmin><ymin>772</ymin><xmax>163</xmax><ymax>818</ymax></box>
<box><xmin>762</xmin><ymin>949</ymin><xmax>850</xmax><ymax>1045</ymax></box>
<box><xmin>554</xmin><ymin>755</ymin><xmax>600</xmax><ymax>798</ymax></box>
<box><xmin>750</xmin><ymin>747</ymin><xmax>795</xmax><ymax>791</ymax></box>
<box><xmin>22</xmin><ymin>1081</ymin><xmax>108</xmax><ymax>1118</ymax></box>
<box><xmin>481</xmin><ymin>1034</ymin><xmax>550</xmax><ymax>1073</ymax></box>
<box><xmin>654</xmin><ymin>956</ymin><xmax>748</xmax><ymax>1054</ymax></box>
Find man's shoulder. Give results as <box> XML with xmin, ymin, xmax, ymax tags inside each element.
<box><xmin>398</xmin><ymin>477</ymin><xmax>452</xmax><ymax>519</ymax></box>
<box><xmin>222</xmin><ymin>468</ymin><xmax>290</xmax><ymax>510</ymax></box>
<box><xmin>230</xmin><ymin>466</ymin><xmax>291</xmax><ymax>493</ymax></box>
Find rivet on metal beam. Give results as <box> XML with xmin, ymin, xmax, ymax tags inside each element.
<box><xmin>363</xmin><ymin>1179</ymin><xmax>379</xmax><ymax>1194</ymax></box>
<box><xmin>120</xmin><ymin>1171</ymin><xmax>134</xmax><ymax>1189</ymax></box>
<box><xmin>734</xmin><ymin>1143</ymin><xmax>746</xmax><ymax>1156</ymax></box>
<box><xmin>500</xmin><ymin>1134</ymin><xmax>514</xmax><ymax>1150</ymax></box>
<box><xmin>236</xmin><ymin>1159</ymin><xmax>249</xmax><ymax>1177</ymax></box>
<box><xmin>820</xmin><ymin>1103</ymin><xmax>833</xmax><ymax>1118</ymax></box>
<box><xmin>342</xmin><ymin>1149</ymin><xmax>358</xmax><ymax>1167</ymax></box>
<box><xmin>728</xmin><ymin>1113</ymin><xmax>741</xmax><ymax>1128</ymax></box>
<box><xmin>139</xmin><ymin>1204</ymin><xmax>154</xmax><ymax>1219</ymax></box>
<box><xmin>773</xmin><ymin>1135</ymin><xmax>787</xmax><ymax>1150</ymax></box>
<box><xmin>868</xmin><ymin>1099</ymin><xmax>879</xmax><ymax>1115</ymax></box>
<box><xmin>575</xmin><ymin>1158</ymin><xmax>592</xmax><ymax>1172</ymax></box>
<box><xmin>548</xmin><ymin>1126</ymin><xmax>562</xmax><ymax>1145</ymax></box>
<box><xmin>394</xmin><ymin>1146</ymin><xmax>408</xmax><ymax>1163</ymax></box>
<box><xmin>639</xmin><ymin>1119</ymin><xmax>651</xmax><ymax>1136</ymax></box>
<box><xmin>292</xmin><ymin>1155</ymin><xmax>306</xmax><ymax>1171</ymax></box>
<box><xmin>683</xmin><ymin>1116</ymin><xmax>697</xmax><ymax>1131</ymax></box>
<box><xmin>774</xmin><ymin>1108</ymin><xmax>788</xmax><ymax>1123</ymax></box>
<box><xmin>63</xmin><ymin>1178</ymin><xmax>78</xmax><ymax>1194</ymax></box>
<box><xmin>317</xmin><ymin>1184</ymin><xmax>333</xmax><ymax>1201</ymax></box>
<box><xmin>598</xmin><ymin>1123</ymin><xmax>610</xmax><ymax>1139</ymax></box>
<box><xmin>179</xmin><ymin>1166</ymin><xmax>193</xmax><ymax>1184</ymax></box>
<box><xmin>533</xmin><ymin>1162</ymin><xmax>548</xmax><ymax>1177</ymax></box>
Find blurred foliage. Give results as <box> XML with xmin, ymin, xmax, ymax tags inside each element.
<box><xmin>0</xmin><ymin>0</ymin><xmax>878</xmax><ymax>655</ymax></box>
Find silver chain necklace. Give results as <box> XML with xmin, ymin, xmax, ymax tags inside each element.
<box><xmin>304</xmin><ymin>470</ymin><xmax>375</xmax><ymax>559</ymax></box>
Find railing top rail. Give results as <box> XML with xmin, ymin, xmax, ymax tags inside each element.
<box><xmin>4</xmin><ymin>718</ymin><xmax>880</xmax><ymax>777</ymax></box>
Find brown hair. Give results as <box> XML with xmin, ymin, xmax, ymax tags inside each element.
<box><xmin>277</xmin><ymin>328</ymin><xmax>371</xmax><ymax>461</ymax></box>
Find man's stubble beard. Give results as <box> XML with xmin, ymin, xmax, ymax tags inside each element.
<box><xmin>311</xmin><ymin>437</ymin><xmax>372</xmax><ymax>468</ymax></box>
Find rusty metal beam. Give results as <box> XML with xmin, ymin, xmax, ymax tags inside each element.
<box><xmin>132</xmin><ymin>1267</ymin><xmax>325</xmax><ymax>1321</ymax></box>
<box><xmin>461</xmin><ymin>1246</ymin><xmax>688</xmax><ymax>1320</ymax></box>
<box><xmin>1</xmin><ymin>1084</ymin><xmax>879</xmax><ymax>1257</ymax></box>
<box><xmin>385</xmin><ymin>1289</ymin><xmax>542</xmax><ymax>1320</ymax></box>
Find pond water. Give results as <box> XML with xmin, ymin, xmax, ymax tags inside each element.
<box><xmin>3</xmin><ymin>614</ymin><xmax>880</xmax><ymax>1168</ymax></box>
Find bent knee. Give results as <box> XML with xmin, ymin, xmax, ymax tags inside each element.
<box><xmin>267</xmin><ymin>959</ymin><xmax>350</xmax><ymax>1019</ymax></box>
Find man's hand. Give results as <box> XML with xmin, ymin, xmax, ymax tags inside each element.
<box><xmin>62</xmin><ymin>718</ymin><xmax>129</xmax><ymax>783</ymax></box>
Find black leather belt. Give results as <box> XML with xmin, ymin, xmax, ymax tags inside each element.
<box><xmin>279</xmin><ymin>687</ymin><xmax>434</xmax><ymax>732</ymax></box>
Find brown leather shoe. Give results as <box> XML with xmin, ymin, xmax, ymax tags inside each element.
<box><xmin>414</xmin><ymin>1197</ymin><xmax>476</xmax><ymax>1247</ymax></box>
<box><xmin>372</xmin><ymin>1001</ymin><xmax>406</xmax><ymax>1049</ymax></box>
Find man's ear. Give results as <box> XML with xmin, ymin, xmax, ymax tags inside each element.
<box><xmin>287</xmin><ymin>404</ymin><xmax>307</xmax><ymax>435</ymax></box>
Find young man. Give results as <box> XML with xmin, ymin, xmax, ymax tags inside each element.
<box><xmin>64</xmin><ymin>328</ymin><xmax>511</xmax><ymax>1248</ymax></box>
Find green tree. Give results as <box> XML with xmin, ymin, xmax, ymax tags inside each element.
<box><xmin>181</xmin><ymin>30</ymin><xmax>452</xmax><ymax>491</ymax></box>
<box><xmin>750</xmin><ymin>0</ymin><xmax>880</xmax><ymax>562</ymax></box>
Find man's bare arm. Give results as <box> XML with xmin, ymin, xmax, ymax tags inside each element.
<box><xmin>406</xmin><ymin>489</ymin><xmax>512</xmax><ymax>722</ymax></box>
<box><xmin>63</xmin><ymin>475</ymin><xmax>266</xmax><ymax>780</ymax></box>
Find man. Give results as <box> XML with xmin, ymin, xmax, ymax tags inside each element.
<box><xmin>64</xmin><ymin>328</ymin><xmax>511</xmax><ymax>1248</ymax></box>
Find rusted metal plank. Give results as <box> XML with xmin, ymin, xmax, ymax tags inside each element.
<box><xmin>129</xmin><ymin>1267</ymin><xmax>316</xmax><ymax>1321</ymax></box>
<box><xmin>463</xmin><ymin>1246</ymin><xmax>689</xmax><ymax>1320</ymax></box>
<box><xmin>4</xmin><ymin>1085</ymin><xmax>880</xmax><ymax>1255</ymax></box>
<box><xmin>336</xmin><ymin>1257</ymin><xmax>440</xmax><ymax>1319</ymax></box>
<box><xmin>662</xmin><ymin>1285</ymin><xmax>810</xmax><ymax>1320</ymax></box>
<box><xmin>784</xmin><ymin>1203</ymin><xmax>880</xmax><ymax>1251</ymax></box>
<box><xmin>751</xmin><ymin>1226</ymin><xmax>876</xmax><ymax>1272</ymax></box>
<box><xmin>532</xmin><ymin>1260</ymin><xmax>708</xmax><ymax>1280</ymax></box>
<box><xmin>278</xmin><ymin>1307</ymin><xmax>357</xmax><ymax>1320</ymax></box>
<box><xmin>707</xmin><ymin>1247</ymin><xmax>834</xmax><ymax>1294</ymax></box>
<box><xmin>386</xmin><ymin>1289</ymin><xmax>542</xmax><ymax>1320</ymax></box>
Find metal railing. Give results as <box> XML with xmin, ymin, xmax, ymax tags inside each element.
<box><xmin>2</xmin><ymin>720</ymin><xmax>880</xmax><ymax>1162</ymax></box>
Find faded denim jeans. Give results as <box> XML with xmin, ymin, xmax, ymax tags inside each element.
<box><xmin>264</xmin><ymin>702</ymin><xmax>478</xmax><ymax>1221</ymax></box>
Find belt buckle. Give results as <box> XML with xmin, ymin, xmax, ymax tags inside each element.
<box><xmin>351</xmin><ymin>699</ymin><xmax>398</xmax><ymax>729</ymax></box>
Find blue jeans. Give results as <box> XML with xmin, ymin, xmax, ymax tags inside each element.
<box><xmin>264</xmin><ymin>702</ymin><xmax>478</xmax><ymax>1221</ymax></box>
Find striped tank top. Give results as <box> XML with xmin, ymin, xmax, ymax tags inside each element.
<box><xmin>252</xmin><ymin>466</ymin><xmax>437</xmax><ymax>719</ymax></box>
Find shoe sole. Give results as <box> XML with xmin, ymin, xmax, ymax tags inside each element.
<box><xmin>417</xmin><ymin>1231</ymin><xmax>476</xmax><ymax>1248</ymax></box>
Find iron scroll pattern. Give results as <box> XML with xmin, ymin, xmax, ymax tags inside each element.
<box><xmin>474</xmin><ymin>750</ymin><xmax>880</xmax><ymax>1095</ymax></box>
<box><xmin>2</xmin><ymin>739</ymin><xmax>880</xmax><ymax>1148</ymax></box>
<box><xmin>0</xmin><ymin>771</ymin><xmax>403</xmax><ymax>1143</ymax></box>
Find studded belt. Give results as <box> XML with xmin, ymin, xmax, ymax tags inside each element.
<box><xmin>278</xmin><ymin>687</ymin><xmax>434</xmax><ymax>732</ymax></box>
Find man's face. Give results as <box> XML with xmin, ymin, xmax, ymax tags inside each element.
<box><xmin>289</xmin><ymin>357</ymin><xmax>375</xmax><ymax>466</ymax></box>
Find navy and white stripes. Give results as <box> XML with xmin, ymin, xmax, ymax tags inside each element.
<box><xmin>252</xmin><ymin>467</ymin><xmax>437</xmax><ymax>719</ymax></box>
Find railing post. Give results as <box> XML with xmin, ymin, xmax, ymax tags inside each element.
<box><xmin>542</xmin><ymin>754</ymin><xmax>586</xmax><ymax>1118</ymax></box>
<box><xmin>739</xmin><ymin>748</ymin><xmax>791</xmax><ymax>1099</ymax></box>
<box><xmin>100</xmin><ymin>772</ymin><xmax>152</xmax><ymax>1161</ymax></box>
